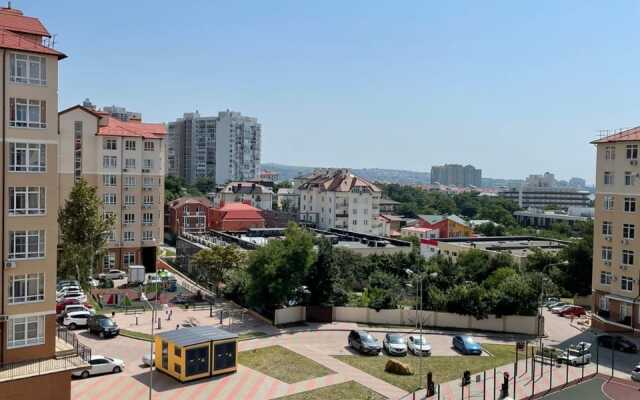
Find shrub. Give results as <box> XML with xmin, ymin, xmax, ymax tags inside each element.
<box><xmin>385</xmin><ymin>359</ymin><xmax>413</xmax><ymax>375</ymax></box>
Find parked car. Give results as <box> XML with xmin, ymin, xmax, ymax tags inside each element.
<box><xmin>558</xmin><ymin>305</ymin><xmax>586</xmax><ymax>318</ymax></box>
<box><xmin>56</xmin><ymin>286</ymin><xmax>82</xmax><ymax>296</ymax></box>
<box><xmin>546</xmin><ymin>301</ymin><xmax>568</xmax><ymax>310</ymax></box>
<box><xmin>72</xmin><ymin>355</ymin><xmax>124</xmax><ymax>378</ymax></box>
<box><xmin>88</xmin><ymin>278</ymin><xmax>100</xmax><ymax>288</ymax></box>
<box><xmin>57</xmin><ymin>280</ymin><xmax>80</xmax><ymax>291</ymax></box>
<box><xmin>57</xmin><ymin>305</ymin><xmax>95</xmax><ymax>323</ymax></box>
<box><xmin>453</xmin><ymin>335</ymin><xmax>482</xmax><ymax>355</ymax></box>
<box><xmin>56</xmin><ymin>298</ymin><xmax>83</xmax><ymax>314</ymax></box>
<box><xmin>142</xmin><ymin>352</ymin><xmax>155</xmax><ymax>367</ymax></box>
<box><xmin>98</xmin><ymin>269</ymin><xmax>126</xmax><ymax>280</ymax></box>
<box><xmin>631</xmin><ymin>364</ymin><xmax>640</xmax><ymax>382</ymax></box>
<box><xmin>145</xmin><ymin>274</ymin><xmax>162</xmax><ymax>285</ymax></box>
<box><xmin>543</xmin><ymin>297</ymin><xmax>560</xmax><ymax>307</ymax></box>
<box><xmin>348</xmin><ymin>330</ymin><xmax>382</xmax><ymax>355</ymax></box>
<box><xmin>57</xmin><ymin>292</ymin><xmax>87</xmax><ymax>304</ymax></box>
<box><xmin>557</xmin><ymin>344</ymin><xmax>592</xmax><ymax>366</ymax></box>
<box><xmin>407</xmin><ymin>335</ymin><xmax>432</xmax><ymax>356</ymax></box>
<box><xmin>551</xmin><ymin>304</ymin><xmax>573</xmax><ymax>314</ymax></box>
<box><xmin>597</xmin><ymin>335</ymin><xmax>639</xmax><ymax>353</ymax></box>
<box><xmin>62</xmin><ymin>310</ymin><xmax>91</xmax><ymax>330</ymax></box>
<box><xmin>383</xmin><ymin>334</ymin><xmax>407</xmax><ymax>356</ymax></box>
<box><xmin>87</xmin><ymin>315</ymin><xmax>120</xmax><ymax>338</ymax></box>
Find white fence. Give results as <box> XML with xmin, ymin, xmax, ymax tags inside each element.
<box><xmin>274</xmin><ymin>306</ymin><xmax>306</xmax><ymax>325</ymax></box>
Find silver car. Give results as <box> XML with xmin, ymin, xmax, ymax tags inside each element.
<box><xmin>383</xmin><ymin>333</ymin><xmax>408</xmax><ymax>356</ymax></box>
<box><xmin>632</xmin><ymin>364</ymin><xmax>640</xmax><ymax>382</ymax></box>
<box><xmin>407</xmin><ymin>334</ymin><xmax>432</xmax><ymax>356</ymax></box>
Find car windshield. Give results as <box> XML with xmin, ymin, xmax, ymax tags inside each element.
<box><xmin>100</xmin><ymin>319</ymin><xmax>115</xmax><ymax>327</ymax></box>
<box><xmin>389</xmin><ymin>336</ymin><xmax>405</xmax><ymax>344</ymax></box>
<box><xmin>462</xmin><ymin>337</ymin><xmax>476</xmax><ymax>344</ymax></box>
<box><xmin>413</xmin><ymin>337</ymin><xmax>425</xmax><ymax>345</ymax></box>
<box><xmin>362</xmin><ymin>334</ymin><xmax>377</xmax><ymax>343</ymax></box>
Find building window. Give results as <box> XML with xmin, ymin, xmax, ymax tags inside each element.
<box><xmin>74</xmin><ymin>121</ymin><xmax>83</xmax><ymax>181</ymax></box>
<box><xmin>602</xmin><ymin>221</ymin><xmax>612</xmax><ymax>236</ymax></box>
<box><xmin>143</xmin><ymin>159</ymin><xmax>153</xmax><ymax>169</ymax></box>
<box><xmin>143</xmin><ymin>230</ymin><xmax>153</xmax><ymax>241</ymax></box>
<box><xmin>103</xmin><ymin>253</ymin><xmax>115</xmax><ymax>270</ymax></box>
<box><xmin>9</xmin><ymin>143</ymin><xmax>46</xmax><ymax>172</ymax></box>
<box><xmin>602</xmin><ymin>246</ymin><xmax>612</xmax><ymax>261</ymax></box>
<box><xmin>623</xmin><ymin>224</ymin><xmax>635</xmax><ymax>240</ymax></box>
<box><xmin>123</xmin><ymin>231</ymin><xmax>135</xmax><ymax>242</ymax></box>
<box><xmin>125</xmin><ymin>159</ymin><xmax>136</xmax><ymax>169</ymax></box>
<box><xmin>8</xmin><ymin>273</ymin><xmax>45</xmax><ymax>304</ymax></box>
<box><xmin>174</xmin><ymin>364</ymin><xmax>181</xmax><ymax>374</ymax></box>
<box><xmin>604</xmin><ymin>195</ymin><xmax>614</xmax><ymax>210</ymax></box>
<box><xmin>123</xmin><ymin>252</ymin><xmax>135</xmax><ymax>266</ymax></box>
<box><xmin>143</xmin><ymin>177</ymin><xmax>157</xmax><ymax>187</ymax></box>
<box><xmin>604</xmin><ymin>171</ymin><xmax>614</xmax><ymax>185</ymax></box>
<box><xmin>8</xmin><ymin>187</ymin><xmax>45</xmax><ymax>215</ymax></box>
<box><xmin>103</xmin><ymin>193</ymin><xmax>116</xmax><ymax>205</ymax></box>
<box><xmin>624</xmin><ymin>197</ymin><xmax>636</xmax><ymax>212</ymax></box>
<box><xmin>599</xmin><ymin>296</ymin><xmax>609</xmax><ymax>311</ymax></box>
<box><xmin>125</xmin><ymin>140</ymin><xmax>136</xmax><ymax>151</ymax></box>
<box><xmin>9</xmin><ymin>98</ymin><xmax>46</xmax><ymax>128</ymax></box>
<box><xmin>605</xmin><ymin>145</ymin><xmax>616</xmax><ymax>160</ymax></box>
<box><xmin>103</xmin><ymin>156</ymin><xmax>117</xmax><ymax>169</ymax></box>
<box><xmin>10</xmin><ymin>53</ymin><xmax>46</xmax><ymax>85</ymax></box>
<box><xmin>143</xmin><ymin>195</ymin><xmax>153</xmax><ymax>205</ymax></box>
<box><xmin>625</xmin><ymin>172</ymin><xmax>634</xmax><ymax>186</ymax></box>
<box><xmin>124</xmin><ymin>213</ymin><xmax>136</xmax><ymax>224</ymax></box>
<box><xmin>162</xmin><ymin>341</ymin><xmax>168</xmax><ymax>370</ymax></box>
<box><xmin>626</xmin><ymin>144</ymin><xmax>638</xmax><ymax>160</ymax></box>
<box><xmin>352</xmin><ymin>220</ymin><xmax>357</xmax><ymax>225</ymax></box>
<box><xmin>7</xmin><ymin>315</ymin><xmax>45</xmax><ymax>349</ymax></box>
<box><xmin>174</xmin><ymin>346</ymin><xmax>182</xmax><ymax>357</ymax></box>
<box><xmin>124</xmin><ymin>176</ymin><xmax>136</xmax><ymax>187</ymax></box>
<box><xmin>143</xmin><ymin>213</ymin><xmax>153</xmax><ymax>225</ymax></box>
<box><xmin>124</xmin><ymin>195</ymin><xmax>135</xmax><ymax>206</ymax></box>
<box><xmin>622</xmin><ymin>250</ymin><xmax>635</xmax><ymax>265</ymax></box>
<box><xmin>106</xmin><ymin>230</ymin><xmax>116</xmax><ymax>242</ymax></box>
<box><xmin>103</xmin><ymin>175</ymin><xmax>117</xmax><ymax>186</ymax></box>
<box><xmin>600</xmin><ymin>271</ymin><xmax>612</xmax><ymax>285</ymax></box>
<box><xmin>144</xmin><ymin>141</ymin><xmax>155</xmax><ymax>152</ymax></box>
<box><xmin>621</xmin><ymin>276</ymin><xmax>634</xmax><ymax>291</ymax></box>
<box><xmin>9</xmin><ymin>230</ymin><xmax>45</xmax><ymax>259</ymax></box>
<box><xmin>103</xmin><ymin>139</ymin><xmax>117</xmax><ymax>150</ymax></box>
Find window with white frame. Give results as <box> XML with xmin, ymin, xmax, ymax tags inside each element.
<box><xmin>8</xmin><ymin>273</ymin><xmax>45</xmax><ymax>304</ymax></box>
<box><xmin>103</xmin><ymin>139</ymin><xmax>117</xmax><ymax>150</ymax></box>
<box><xmin>124</xmin><ymin>176</ymin><xmax>136</xmax><ymax>187</ymax></box>
<box><xmin>106</xmin><ymin>230</ymin><xmax>116</xmax><ymax>242</ymax></box>
<box><xmin>604</xmin><ymin>171</ymin><xmax>614</xmax><ymax>185</ymax></box>
<box><xmin>143</xmin><ymin>195</ymin><xmax>153</xmax><ymax>205</ymax></box>
<box><xmin>625</xmin><ymin>172</ymin><xmax>634</xmax><ymax>186</ymax></box>
<box><xmin>103</xmin><ymin>253</ymin><xmax>115</xmax><ymax>270</ymax></box>
<box><xmin>103</xmin><ymin>175</ymin><xmax>116</xmax><ymax>186</ymax></box>
<box><xmin>144</xmin><ymin>141</ymin><xmax>155</xmax><ymax>151</ymax></box>
<box><xmin>623</xmin><ymin>249</ymin><xmax>635</xmax><ymax>265</ymax></box>
<box><xmin>600</xmin><ymin>271</ymin><xmax>612</xmax><ymax>285</ymax></box>
<box><xmin>623</xmin><ymin>224</ymin><xmax>635</xmax><ymax>240</ymax></box>
<box><xmin>624</xmin><ymin>197</ymin><xmax>636</xmax><ymax>212</ymax></box>
<box><xmin>9</xmin><ymin>98</ymin><xmax>46</xmax><ymax>128</ymax></box>
<box><xmin>602</xmin><ymin>246</ymin><xmax>612</xmax><ymax>261</ymax></box>
<box><xmin>124</xmin><ymin>213</ymin><xmax>135</xmax><ymax>224</ymax></box>
<box><xmin>143</xmin><ymin>177</ymin><xmax>156</xmax><ymax>187</ymax></box>
<box><xmin>123</xmin><ymin>252</ymin><xmax>135</xmax><ymax>266</ymax></box>
<box><xmin>621</xmin><ymin>303</ymin><xmax>631</xmax><ymax>319</ymax></box>
<box><xmin>143</xmin><ymin>159</ymin><xmax>153</xmax><ymax>169</ymax></box>
<box><xmin>124</xmin><ymin>194</ymin><xmax>135</xmax><ymax>206</ymax></box>
<box><xmin>621</xmin><ymin>276</ymin><xmax>634</xmax><ymax>291</ymax></box>
<box><xmin>10</xmin><ymin>53</ymin><xmax>46</xmax><ymax>85</ymax></box>
<box><xmin>103</xmin><ymin>156</ymin><xmax>117</xmax><ymax>169</ymax></box>
<box><xmin>125</xmin><ymin>159</ymin><xmax>136</xmax><ymax>169</ymax></box>
<box><xmin>602</xmin><ymin>221</ymin><xmax>613</xmax><ymax>236</ymax></box>
<box><xmin>8</xmin><ymin>187</ymin><xmax>45</xmax><ymax>215</ymax></box>
<box><xmin>143</xmin><ymin>230</ymin><xmax>153</xmax><ymax>241</ymax></box>
<box><xmin>605</xmin><ymin>145</ymin><xmax>616</xmax><ymax>160</ymax></box>
<box><xmin>7</xmin><ymin>315</ymin><xmax>45</xmax><ymax>348</ymax></box>
<box><xmin>599</xmin><ymin>296</ymin><xmax>609</xmax><ymax>311</ymax></box>
<box><xmin>9</xmin><ymin>143</ymin><xmax>46</xmax><ymax>172</ymax></box>
<box><xmin>627</xmin><ymin>144</ymin><xmax>639</xmax><ymax>160</ymax></box>
<box><xmin>143</xmin><ymin>213</ymin><xmax>153</xmax><ymax>225</ymax></box>
<box><xmin>103</xmin><ymin>193</ymin><xmax>116</xmax><ymax>205</ymax></box>
<box><xmin>123</xmin><ymin>231</ymin><xmax>135</xmax><ymax>242</ymax></box>
<box><xmin>9</xmin><ymin>230</ymin><xmax>44</xmax><ymax>259</ymax></box>
<box><xmin>604</xmin><ymin>195</ymin><xmax>614</xmax><ymax>210</ymax></box>
<box><xmin>125</xmin><ymin>140</ymin><xmax>136</xmax><ymax>151</ymax></box>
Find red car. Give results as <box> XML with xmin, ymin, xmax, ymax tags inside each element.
<box><xmin>559</xmin><ymin>305</ymin><xmax>586</xmax><ymax>317</ymax></box>
<box><xmin>56</xmin><ymin>298</ymin><xmax>93</xmax><ymax>314</ymax></box>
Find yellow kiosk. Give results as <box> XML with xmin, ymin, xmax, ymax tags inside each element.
<box><xmin>154</xmin><ymin>326</ymin><xmax>238</xmax><ymax>382</ymax></box>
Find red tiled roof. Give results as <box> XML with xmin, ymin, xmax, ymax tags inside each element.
<box><xmin>217</xmin><ymin>202</ymin><xmax>263</xmax><ymax>221</ymax></box>
<box><xmin>98</xmin><ymin>116</ymin><xmax>165</xmax><ymax>139</ymax></box>
<box><xmin>0</xmin><ymin>28</ymin><xmax>65</xmax><ymax>59</ymax></box>
<box><xmin>592</xmin><ymin>127</ymin><xmax>640</xmax><ymax>144</ymax></box>
<box><xmin>0</xmin><ymin>8</ymin><xmax>50</xmax><ymax>37</ymax></box>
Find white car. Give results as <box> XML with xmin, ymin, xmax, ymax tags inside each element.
<box><xmin>57</xmin><ymin>286</ymin><xmax>81</xmax><ymax>296</ymax></box>
<box><xmin>142</xmin><ymin>352</ymin><xmax>155</xmax><ymax>367</ymax></box>
<box><xmin>558</xmin><ymin>347</ymin><xmax>592</xmax><ymax>366</ymax></box>
<box><xmin>64</xmin><ymin>304</ymin><xmax>96</xmax><ymax>315</ymax></box>
<box><xmin>551</xmin><ymin>304</ymin><xmax>573</xmax><ymax>314</ymax></box>
<box><xmin>72</xmin><ymin>355</ymin><xmax>125</xmax><ymax>378</ymax></box>
<box><xmin>407</xmin><ymin>335</ymin><xmax>432</xmax><ymax>356</ymax></box>
<box><xmin>99</xmin><ymin>269</ymin><xmax>126</xmax><ymax>280</ymax></box>
<box><xmin>632</xmin><ymin>364</ymin><xmax>640</xmax><ymax>382</ymax></box>
<box><xmin>88</xmin><ymin>278</ymin><xmax>100</xmax><ymax>288</ymax></box>
<box><xmin>63</xmin><ymin>310</ymin><xmax>91</xmax><ymax>329</ymax></box>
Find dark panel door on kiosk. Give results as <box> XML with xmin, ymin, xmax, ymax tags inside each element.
<box><xmin>186</xmin><ymin>346</ymin><xmax>209</xmax><ymax>377</ymax></box>
<box><xmin>214</xmin><ymin>342</ymin><xmax>236</xmax><ymax>371</ymax></box>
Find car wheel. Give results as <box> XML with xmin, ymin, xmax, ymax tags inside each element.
<box><xmin>81</xmin><ymin>370</ymin><xmax>90</xmax><ymax>379</ymax></box>
<box><xmin>113</xmin><ymin>366</ymin><xmax>121</xmax><ymax>373</ymax></box>
<box><xmin>99</xmin><ymin>331</ymin><xmax>105</xmax><ymax>338</ymax></box>
<box><xmin>69</xmin><ymin>323</ymin><xmax>77</xmax><ymax>330</ymax></box>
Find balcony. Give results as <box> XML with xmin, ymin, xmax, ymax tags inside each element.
<box><xmin>335</xmin><ymin>212</ymin><xmax>349</xmax><ymax>218</ymax></box>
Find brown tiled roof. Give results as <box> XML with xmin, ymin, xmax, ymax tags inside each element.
<box><xmin>591</xmin><ymin>127</ymin><xmax>640</xmax><ymax>144</ymax></box>
<box><xmin>0</xmin><ymin>28</ymin><xmax>65</xmax><ymax>59</ymax></box>
<box><xmin>98</xmin><ymin>116</ymin><xmax>165</xmax><ymax>139</ymax></box>
<box><xmin>168</xmin><ymin>197</ymin><xmax>213</xmax><ymax>209</ymax></box>
<box><xmin>298</xmin><ymin>169</ymin><xmax>381</xmax><ymax>193</ymax></box>
<box><xmin>0</xmin><ymin>7</ymin><xmax>49</xmax><ymax>37</ymax></box>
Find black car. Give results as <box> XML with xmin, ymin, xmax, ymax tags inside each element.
<box><xmin>87</xmin><ymin>315</ymin><xmax>120</xmax><ymax>338</ymax></box>
<box><xmin>597</xmin><ymin>335</ymin><xmax>638</xmax><ymax>353</ymax></box>
<box><xmin>348</xmin><ymin>330</ymin><xmax>382</xmax><ymax>355</ymax></box>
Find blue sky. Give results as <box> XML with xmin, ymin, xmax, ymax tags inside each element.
<box><xmin>23</xmin><ymin>1</ymin><xmax>640</xmax><ymax>182</ymax></box>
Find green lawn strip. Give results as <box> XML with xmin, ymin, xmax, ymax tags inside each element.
<box><xmin>334</xmin><ymin>343</ymin><xmax>525</xmax><ymax>392</ymax></box>
<box><xmin>120</xmin><ymin>329</ymin><xmax>153</xmax><ymax>341</ymax></box>
<box><xmin>239</xmin><ymin>345</ymin><xmax>334</xmax><ymax>384</ymax></box>
<box><xmin>238</xmin><ymin>331</ymin><xmax>268</xmax><ymax>341</ymax></box>
<box><xmin>274</xmin><ymin>381</ymin><xmax>384</xmax><ymax>400</ymax></box>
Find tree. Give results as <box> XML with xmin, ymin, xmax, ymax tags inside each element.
<box><xmin>191</xmin><ymin>245</ymin><xmax>245</xmax><ymax>296</ymax></box>
<box><xmin>306</xmin><ymin>238</ymin><xmax>338</xmax><ymax>306</ymax></box>
<box><xmin>58</xmin><ymin>179</ymin><xmax>114</xmax><ymax>288</ymax></box>
<box><xmin>475</xmin><ymin>222</ymin><xmax>506</xmax><ymax>236</ymax></box>
<box><xmin>561</xmin><ymin>237</ymin><xmax>593</xmax><ymax>296</ymax></box>
<box><xmin>193</xmin><ymin>176</ymin><xmax>215</xmax><ymax>194</ymax></box>
<box><xmin>366</xmin><ymin>270</ymin><xmax>402</xmax><ymax>310</ymax></box>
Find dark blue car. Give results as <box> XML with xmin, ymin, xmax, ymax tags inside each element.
<box><xmin>453</xmin><ymin>335</ymin><xmax>482</xmax><ymax>355</ymax></box>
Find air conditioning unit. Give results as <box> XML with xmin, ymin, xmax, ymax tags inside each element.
<box><xmin>604</xmin><ymin>261</ymin><xmax>611</xmax><ymax>266</ymax></box>
<box><xmin>143</xmin><ymin>204</ymin><xmax>151</xmax><ymax>209</ymax></box>
<box><xmin>123</xmin><ymin>168</ymin><xmax>129</xmax><ymax>172</ymax></box>
<box><xmin>142</xmin><ymin>168</ymin><xmax>150</xmax><ymax>173</ymax></box>
<box><xmin>605</xmin><ymin>236</ymin><xmax>612</xmax><ymax>241</ymax></box>
<box><xmin>631</xmin><ymin>160</ymin><xmax>638</xmax><ymax>166</ymax></box>
<box><xmin>0</xmin><ymin>315</ymin><xmax>8</xmax><ymax>322</ymax></box>
<box><xmin>4</xmin><ymin>260</ymin><xmax>16</xmax><ymax>269</ymax></box>
<box><xmin>621</xmin><ymin>265</ymin><xmax>629</xmax><ymax>270</ymax></box>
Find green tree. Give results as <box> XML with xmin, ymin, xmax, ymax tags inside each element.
<box><xmin>191</xmin><ymin>245</ymin><xmax>245</xmax><ymax>296</ymax></box>
<box><xmin>58</xmin><ymin>179</ymin><xmax>114</xmax><ymax>288</ymax></box>
<box><xmin>446</xmin><ymin>283</ymin><xmax>492</xmax><ymax>318</ymax></box>
<box><xmin>193</xmin><ymin>176</ymin><xmax>215</xmax><ymax>194</ymax></box>
<box><xmin>306</xmin><ymin>238</ymin><xmax>338</xmax><ymax>306</ymax></box>
<box><xmin>491</xmin><ymin>274</ymin><xmax>537</xmax><ymax>316</ymax></box>
<box><xmin>475</xmin><ymin>222</ymin><xmax>506</xmax><ymax>236</ymax></box>
<box><xmin>366</xmin><ymin>270</ymin><xmax>402</xmax><ymax>310</ymax></box>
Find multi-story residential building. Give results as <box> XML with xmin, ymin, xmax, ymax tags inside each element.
<box><xmin>209</xmin><ymin>181</ymin><xmax>273</xmax><ymax>210</ymax></box>
<box><xmin>591</xmin><ymin>129</ymin><xmax>640</xmax><ymax>333</ymax></box>
<box><xmin>59</xmin><ymin>105</ymin><xmax>165</xmax><ymax>272</ymax></box>
<box><xmin>498</xmin><ymin>187</ymin><xmax>591</xmax><ymax>209</ymax></box>
<box><xmin>430</xmin><ymin>164</ymin><xmax>482</xmax><ymax>187</ymax></box>
<box><xmin>0</xmin><ymin>6</ymin><xmax>87</xmax><ymax>398</ymax></box>
<box><xmin>167</xmin><ymin>110</ymin><xmax>261</xmax><ymax>185</ymax></box>
<box><xmin>277</xmin><ymin>188</ymin><xmax>300</xmax><ymax>212</ymax></box>
<box><xmin>298</xmin><ymin>169</ymin><xmax>382</xmax><ymax>235</ymax></box>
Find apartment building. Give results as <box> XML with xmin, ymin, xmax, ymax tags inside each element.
<box><xmin>430</xmin><ymin>164</ymin><xmax>482</xmax><ymax>187</ymax></box>
<box><xmin>0</xmin><ymin>6</ymin><xmax>86</xmax><ymax>399</ymax></box>
<box><xmin>59</xmin><ymin>105</ymin><xmax>165</xmax><ymax>272</ymax></box>
<box><xmin>591</xmin><ymin>129</ymin><xmax>640</xmax><ymax>333</ymax></box>
<box><xmin>167</xmin><ymin>110</ymin><xmax>261</xmax><ymax>185</ymax></box>
<box><xmin>209</xmin><ymin>181</ymin><xmax>273</xmax><ymax>210</ymax></box>
<box><xmin>498</xmin><ymin>186</ymin><xmax>591</xmax><ymax>209</ymax></box>
<box><xmin>298</xmin><ymin>169</ymin><xmax>382</xmax><ymax>235</ymax></box>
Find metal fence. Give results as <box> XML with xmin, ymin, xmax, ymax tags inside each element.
<box><xmin>0</xmin><ymin>355</ymin><xmax>86</xmax><ymax>381</ymax></box>
<box><xmin>56</xmin><ymin>325</ymin><xmax>92</xmax><ymax>362</ymax></box>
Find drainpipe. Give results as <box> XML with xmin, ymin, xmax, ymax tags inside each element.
<box><xmin>1</xmin><ymin>48</ymin><xmax>6</xmax><ymax>365</ymax></box>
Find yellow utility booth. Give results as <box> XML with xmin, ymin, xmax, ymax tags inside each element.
<box><xmin>154</xmin><ymin>326</ymin><xmax>238</xmax><ymax>382</ymax></box>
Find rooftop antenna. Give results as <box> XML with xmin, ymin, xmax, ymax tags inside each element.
<box><xmin>50</xmin><ymin>34</ymin><xmax>57</xmax><ymax>48</ymax></box>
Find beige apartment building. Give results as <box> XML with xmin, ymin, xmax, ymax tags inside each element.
<box><xmin>591</xmin><ymin>129</ymin><xmax>640</xmax><ymax>333</ymax></box>
<box><xmin>59</xmin><ymin>105</ymin><xmax>165</xmax><ymax>272</ymax></box>
<box><xmin>0</xmin><ymin>6</ymin><xmax>86</xmax><ymax>399</ymax></box>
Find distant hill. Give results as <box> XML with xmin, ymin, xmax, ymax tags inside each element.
<box><xmin>262</xmin><ymin>163</ymin><xmax>430</xmax><ymax>185</ymax></box>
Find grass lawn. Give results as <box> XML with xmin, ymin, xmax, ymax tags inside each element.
<box><xmin>275</xmin><ymin>381</ymin><xmax>384</xmax><ymax>400</ymax></box>
<box><xmin>239</xmin><ymin>345</ymin><xmax>333</xmax><ymax>384</ymax></box>
<box><xmin>334</xmin><ymin>343</ymin><xmax>526</xmax><ymax>392</ymax></box>
<box><xmin>120</xmin><ymin>329</ymin><xmax>153</xmax><ymax>341</ymax></box>
<box><xmin>238</xmin><ymin>331</ymin><xmax>269</xmax><ymax>341</ymax></box>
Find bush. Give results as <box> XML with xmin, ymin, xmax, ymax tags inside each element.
<box><xmin>385</xmin><ymin>359</ymin><xmax>413</xmax><ymax>375</ymax></box>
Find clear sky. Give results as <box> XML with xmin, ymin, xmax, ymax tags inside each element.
<box><xmin>21</xmin><ymin>1</ymin><xmax>640</xmax><ymax>183</ymax></box>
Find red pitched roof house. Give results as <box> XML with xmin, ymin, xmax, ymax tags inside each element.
<box><xmin>211</xmin><ymin>202</ymin><xmax>265</xmax><ymax>232</ymax></box>
<box><xmin>166</xmin><ymin>197</ymin><xmax>215</xmax><ymax>236</ymax></box>
<box><xmin>0</xmin><ymin>6</ymin><xmax>66</xmax><ymax>59</ymax></box>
